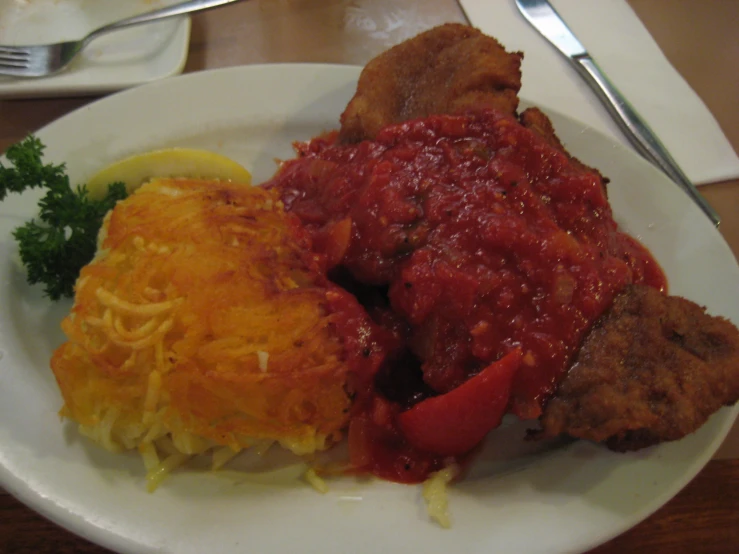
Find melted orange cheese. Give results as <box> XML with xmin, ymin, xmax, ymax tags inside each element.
<box><xmin>51</xmin><ymin>178</ymin><xmax>352</xmax><ymax>469</ymax></box>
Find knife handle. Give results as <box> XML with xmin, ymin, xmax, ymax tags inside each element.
<box><xmin>571</xmin><ymin>55</ymin><xmax>720</xmax><ymax>227</ymax></box>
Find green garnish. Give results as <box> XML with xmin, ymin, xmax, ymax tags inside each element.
<box><xmin>0</xmin><ymin>136</ymin><xmax>128</xmax><ymax>300</ymax></box>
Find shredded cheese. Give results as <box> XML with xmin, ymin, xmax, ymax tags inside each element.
<box><xmin>51</xmin><ymin>178</ymin><xmax>354</xmax><ymax>493</ymax></box>
<box><xmin>303</xmin><ymin>468</ymin><xmax>329</xmax><ymax>494</ymax></box>
<box><xmin>422</xmin><ymin>464</ymin><xmax>459</xmax><ymax>528</ymax></box>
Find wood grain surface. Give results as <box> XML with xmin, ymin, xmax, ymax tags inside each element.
<box><xmin>0</xmin><ymin>1</ymin><xmax>737</xmax><ymax>552</ymax></box>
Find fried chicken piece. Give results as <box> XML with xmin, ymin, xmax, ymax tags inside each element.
<box><xmin>338</xmin><ymin>23</ymin><xmax>523</xmax><ymax>143</ymax></box>
<box><xmin>536</xmin><ymin>284</ymin><xmax>739</xmax><ymax>451</ymax></box>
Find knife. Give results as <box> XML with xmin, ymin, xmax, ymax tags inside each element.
<box><xmin>515</xmin><ymin>0</ymin><xmax>720</xmax><ymax>227</ymax></box>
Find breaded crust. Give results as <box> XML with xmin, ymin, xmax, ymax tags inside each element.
<box><xmin>519</xmin><ymin>107</ymin><xmax>609</xmax><ymax>189</ymax></box>
<box><xmin>536</xmin><ymin>284</ymin><xmax>739</xmax><ymax>451</ymax></box>
<box><xmin>338</xmin><ymin>23</ymin><xmax>523</xmax><ymax>143</ymax></box>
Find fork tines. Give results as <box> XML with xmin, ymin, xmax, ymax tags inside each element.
<box><xmin>0</xmin><ymin>46</ymin><xmax>31</xmax><ymax>68</ymax></box>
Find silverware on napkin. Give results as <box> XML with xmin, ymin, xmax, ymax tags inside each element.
<box><xmin>515</xmin><ymin>0</ymin><xmax>720</xmax><ymax>227</ymax></box>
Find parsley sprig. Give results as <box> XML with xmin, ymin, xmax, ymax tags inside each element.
<box><xmin>0</xmin><ymin>136</ymin><xmax>128</xmax><ymax>300</ymax></box>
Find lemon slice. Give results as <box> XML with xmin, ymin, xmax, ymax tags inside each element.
<box><xmin>86</xmin><ymin>148</ymin><xmax>252</xmax><ymax>199</ymax></box>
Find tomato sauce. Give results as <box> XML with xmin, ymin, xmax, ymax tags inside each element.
<box><xmin>267</xmin><ymin>109</ymin><xmax>666</xmax><ymax>481</ymax></box>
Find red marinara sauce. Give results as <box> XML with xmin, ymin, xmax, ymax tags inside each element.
<box><xmin>267</xmin><ymin>109</ymin><xmax>666</xmax><ymax>482</ymax></box>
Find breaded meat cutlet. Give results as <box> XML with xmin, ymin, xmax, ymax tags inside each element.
<box><xmin>338</xmin><ymin>23</ymin><xmax>523</xmax><ymax>143</ymax></box>
<box><xmin>535</xmin><ymin>284</ymin><xmax>739</xmax><ymax>451</ymax></box>
<box><xmin>312</xmin><ymin>24</ymin><xmax>739</xmax><ymax>451</ymax></box>
<box><xmin>519</xmin><ymin>107</ymin><xmax>609</xmax><ymax>189</ymax></box>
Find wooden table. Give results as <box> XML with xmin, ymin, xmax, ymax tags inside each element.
<box><xmin>1</xmin><ymin>1</ymin><xmax>737</xmax><ymax>552</ymax></box>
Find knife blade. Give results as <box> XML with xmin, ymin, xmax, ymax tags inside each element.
<box><xmin>515</xmin><ymin>0</ymin><xmax>720</xmax><ymax>227</ymax></box>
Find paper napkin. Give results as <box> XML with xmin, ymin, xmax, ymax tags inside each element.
<box><xmin>458</xmin><ymin>0</ymin><xmax>739</xmax><ymax>185</ymax></box>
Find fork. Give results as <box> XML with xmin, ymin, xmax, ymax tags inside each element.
<box><xmin>0</xmin><ymin>0</ymin><xmax>246</xmax><ymax>78</ymax></box>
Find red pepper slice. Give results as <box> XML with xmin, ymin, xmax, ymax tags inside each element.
<box><xmin>397</xmin><ymin>349</ymin><xmax>522</xmax><ymax>456</ymax></box>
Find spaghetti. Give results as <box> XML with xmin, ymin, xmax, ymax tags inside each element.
<box><xmin>51</xmin><ymin>178</ymin><xmax>362</xmax><ymax>489</ymax></box>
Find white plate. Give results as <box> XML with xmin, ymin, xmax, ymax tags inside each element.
<box><xmin>1</xmin><ymin>64</ymin><xmax>738</xmax><ymax>554</ymax></box>
<box><xmin>0</xmin><ymin>0</ymin><xmax>190</xmax><ymax>98</ymax></box>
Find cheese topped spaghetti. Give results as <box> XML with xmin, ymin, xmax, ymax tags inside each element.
<box><xmin>51</xmin><ymin>178</ymin><xmax>355</xmax><ymax>490</ymax></box>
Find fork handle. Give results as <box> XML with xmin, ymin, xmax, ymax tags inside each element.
<box><xmin>86</xmin><ymin>0</ymin><xmax>246</xmax><ymax>44</ymax></box>
<box><xmin>571</xmin><ymin>54</ymin><xmax>720</xmax><ymax>227</ymax></box>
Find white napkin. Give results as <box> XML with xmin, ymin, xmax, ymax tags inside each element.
<box><xmin>458</xmin><ymin>0</ymin><xmax>739</xmax><ymax>185</ymax></box>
